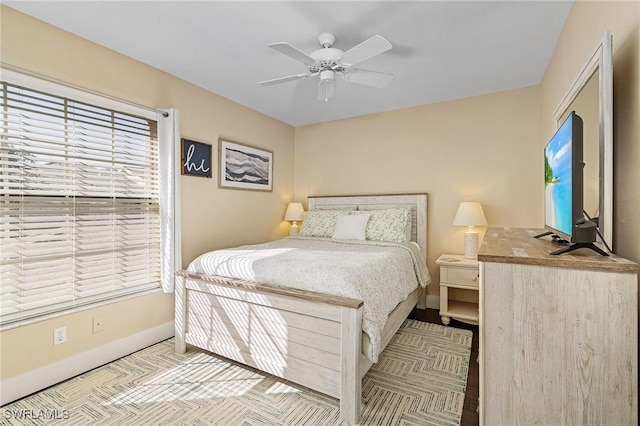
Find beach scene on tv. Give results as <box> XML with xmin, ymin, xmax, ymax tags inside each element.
<box><xmin>544</xmin><ymin>119</ymin><xmax>573</xmax><ymax>237</ymax></box>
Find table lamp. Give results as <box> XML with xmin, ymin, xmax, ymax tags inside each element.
<box><xmin>284</xmin><ymin>202</ymin><xmax>304</xmax><ymax>236</ymax></box>
<box><xmin>453</xmin><ymin>201</ymin><xmax>488</xmax><ymax>259</ymax></box>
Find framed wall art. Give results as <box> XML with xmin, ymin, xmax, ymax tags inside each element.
<box><xmin>218</xmin><ymin>138</ymin><xmax>273</xmax><ymax>191</ymax></box>
<box><xmin>181</xmin><ymin>138</ymin><xmax>212</xmax><ymax>178</ymax></box>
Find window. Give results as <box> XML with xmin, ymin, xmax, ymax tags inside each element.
<box><xmin>0</xmin><ymin>74</ymin><xmax>165</xmax><ymax>327</ymax></box>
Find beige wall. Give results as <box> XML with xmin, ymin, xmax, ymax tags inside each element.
<box><xmin>0</xmin><ymin>6</ymin><xmax>295</xmax><ymax>381</ymax></box>
<box><xmin>295</xmin><ymin>86</ymin><xmax>542</xmax><ymax>299</ymax></box>
<box><xmin>540</xmin><ymin>0</ymin><xmax>639</xmax><ymax>262</ymax></box>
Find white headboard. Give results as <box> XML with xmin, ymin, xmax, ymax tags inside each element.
<box><xmin>307</xmin><ymin>193</ymin><xmax>428</xmax><ymax>261</ymax></box>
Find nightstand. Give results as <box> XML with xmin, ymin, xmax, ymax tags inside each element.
<box><xmin>436</xmin><ymin>254</ymin><xmax>479</xmax><ymax>325</ymax></box>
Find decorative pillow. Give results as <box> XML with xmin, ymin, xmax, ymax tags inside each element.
<box><xmin>332</xmin><ymin>214</ymin><xmax>370</xmax><ymax>240</ymax></box>
<box><xmin>299</xmin><ymin>209</ymin><xmax>352</xmax><ymax>237</ymax></box>
<box><xmin>354</xmin><ymin>208</ymin><xmax>412</xmax><ymax>242</ymax></box>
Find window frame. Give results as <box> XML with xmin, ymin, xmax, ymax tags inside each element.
<box><xmin>0</xmin><ymin>69</ymin><xmax>172</xmax><ymax>330</ymax></box>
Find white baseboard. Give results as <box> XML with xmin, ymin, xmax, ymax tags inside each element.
<box><xmin>426</xmin><ymin>294</ymin><xmax>439</xmax><ymax>310</ymax></box>
<box><xmin>1</xmin><ymin>321</ymin><xmax>174</xmax><ymax>406</ymax></box>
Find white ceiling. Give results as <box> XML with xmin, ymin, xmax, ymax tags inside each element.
<box><xmin>5</xmin><ymin>1</ymin><xmax>573</xmax><ymax>127</ymax></box>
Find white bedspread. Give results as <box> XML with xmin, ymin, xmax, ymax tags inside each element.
<box><xmin>187</xmin><ymin>236</ymin><xmax>431</xmax><ymax>362</ymax></box>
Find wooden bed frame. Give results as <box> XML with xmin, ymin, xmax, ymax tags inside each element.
<box><xmin>175</xmin><ymin>193</ymin><xmax>428</xmax><ymax>424</ymax></box>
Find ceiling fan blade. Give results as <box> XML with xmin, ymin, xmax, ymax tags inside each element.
<box><xmin>343</xmin><ymin>69</ymin><xmax>393</xmax><ymax>88</ymax></box>
<box><xmin>339</xmin><ymin>35</ymin><xmax>392</xmax><ymax>67</ymax></box>
<box><xmin>317</xmin><ymin>80</ymin><xmax>335</xmax><ymax>102</ymax></box>
<box><xmin>268</xmin><ymin>42</ymin><xmax>317</xmax><ymax>66</ymax></box>
<box><xmin>257</xmin><ymin>73</ymin><xmax>310</xmax><ymax>86</ymax></box>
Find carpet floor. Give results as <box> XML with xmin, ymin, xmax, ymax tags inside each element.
<box><xmin>3</xmin><ymin>319</ymin><xmax>472</xmax><ymax>426</ymax></box>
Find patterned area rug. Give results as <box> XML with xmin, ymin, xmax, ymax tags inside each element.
<box><xmin>3</xmin><ymin>320</ymin><xmax>472</xmax><ymax>425</ymax></box>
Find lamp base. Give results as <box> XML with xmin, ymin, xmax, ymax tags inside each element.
<box><xmin>289</xmin><ymin>222</ymin><xmax>300</xmax><ymax>236</ymax></box>
<box><xmin>464</xmin><ymin>230</ymin><xmax>479</xmax><ymax>259</ymax></box>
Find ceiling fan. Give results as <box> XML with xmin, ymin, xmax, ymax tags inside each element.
<box><xmin>258</xmin><ymin>33</ymin><xmax>393</xmax><ymax>102</ymax></box>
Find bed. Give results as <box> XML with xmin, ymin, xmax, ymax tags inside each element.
<box><xmin>174</xmin><ymin>193</ymin><xmax>429</xmax><ymax>424</ymax></box>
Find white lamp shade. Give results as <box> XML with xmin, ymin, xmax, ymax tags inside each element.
<box><xmin>453</xmin><ymin>202</ymin><xmax>488</xmax><ymax>227</ymax></box>
<box><xmin>453</xmin><ymin>201</ymin><xmax>487</xmax><ymax>259</ymax></box>
<box><xmin>284</xmin><ymin>202</ymin><xmax>304</xmax><ymax>222</ymax></box>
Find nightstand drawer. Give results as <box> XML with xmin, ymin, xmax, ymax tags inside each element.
<box><xmin>441</xmin><ymin>267</ymin><xmax>479</xmax><ymax>288</ymax></box>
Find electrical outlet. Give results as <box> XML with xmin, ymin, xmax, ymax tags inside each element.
<box><xmin>92</xmin><ymin>316</ymin><xmax>104</xmax><ymax>334</ymax></box>
<box><xmin>53</xmin><ymin>326</ymin><xmax>67</xmax><ymax>345</ymax></box>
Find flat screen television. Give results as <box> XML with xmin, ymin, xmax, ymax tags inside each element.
<box><xmin>537</xmin><ymin>111</ymin><xmax>607</xmax><ymax>256</ymax></box>
<box><xmin>543</xmin><ymin>111</ymin><xmax>583</xmax><ymax>242</ymax></box>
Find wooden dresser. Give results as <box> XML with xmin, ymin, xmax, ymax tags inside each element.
<box><xmin>478</xmin><ymin>228</ymin><xmax>638</xmax><ymax>425</ymax></box>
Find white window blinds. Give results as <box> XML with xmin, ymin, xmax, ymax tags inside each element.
<box><xmin>0</xmin><ymin>80</ymin><xmax>161</xmax><ymax>327</ymax></box>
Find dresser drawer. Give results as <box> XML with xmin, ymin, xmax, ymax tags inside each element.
<box><xmin>441</xmin><ymin>266</ymin><xmax>479</xmax><ymax>288</ymax></box>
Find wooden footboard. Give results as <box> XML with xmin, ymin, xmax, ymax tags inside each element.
<box><xmin>175</xmin><ymin>270</ymin><xmax>364</xmax><ymax>424</ymax></box>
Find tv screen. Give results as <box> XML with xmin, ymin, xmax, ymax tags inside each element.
<box><xmin>544</xmin><ymin>111</ymin><xmax>583</xmax><ymax>242</ymax></box>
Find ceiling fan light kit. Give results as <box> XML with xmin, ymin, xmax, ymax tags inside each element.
<box><xmin>318</xmin><ymin>70</ymin><xmax>335</xmax><ymax>102</ymax></box>
<box><xmin>258</xmin><ymin>33</ymin><xmax>393</xmax><ymax>101</ymax></box>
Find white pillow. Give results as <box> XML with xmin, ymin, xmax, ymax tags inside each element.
<box><xmin>332</xmin><ymin>214</ymin><xmax>370</xmax><ymax>240</ymax></box>
<box><xmin>353</xmin><ymin>208</ymin><xmax>411</xmax><ymax>242</ymax></box>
